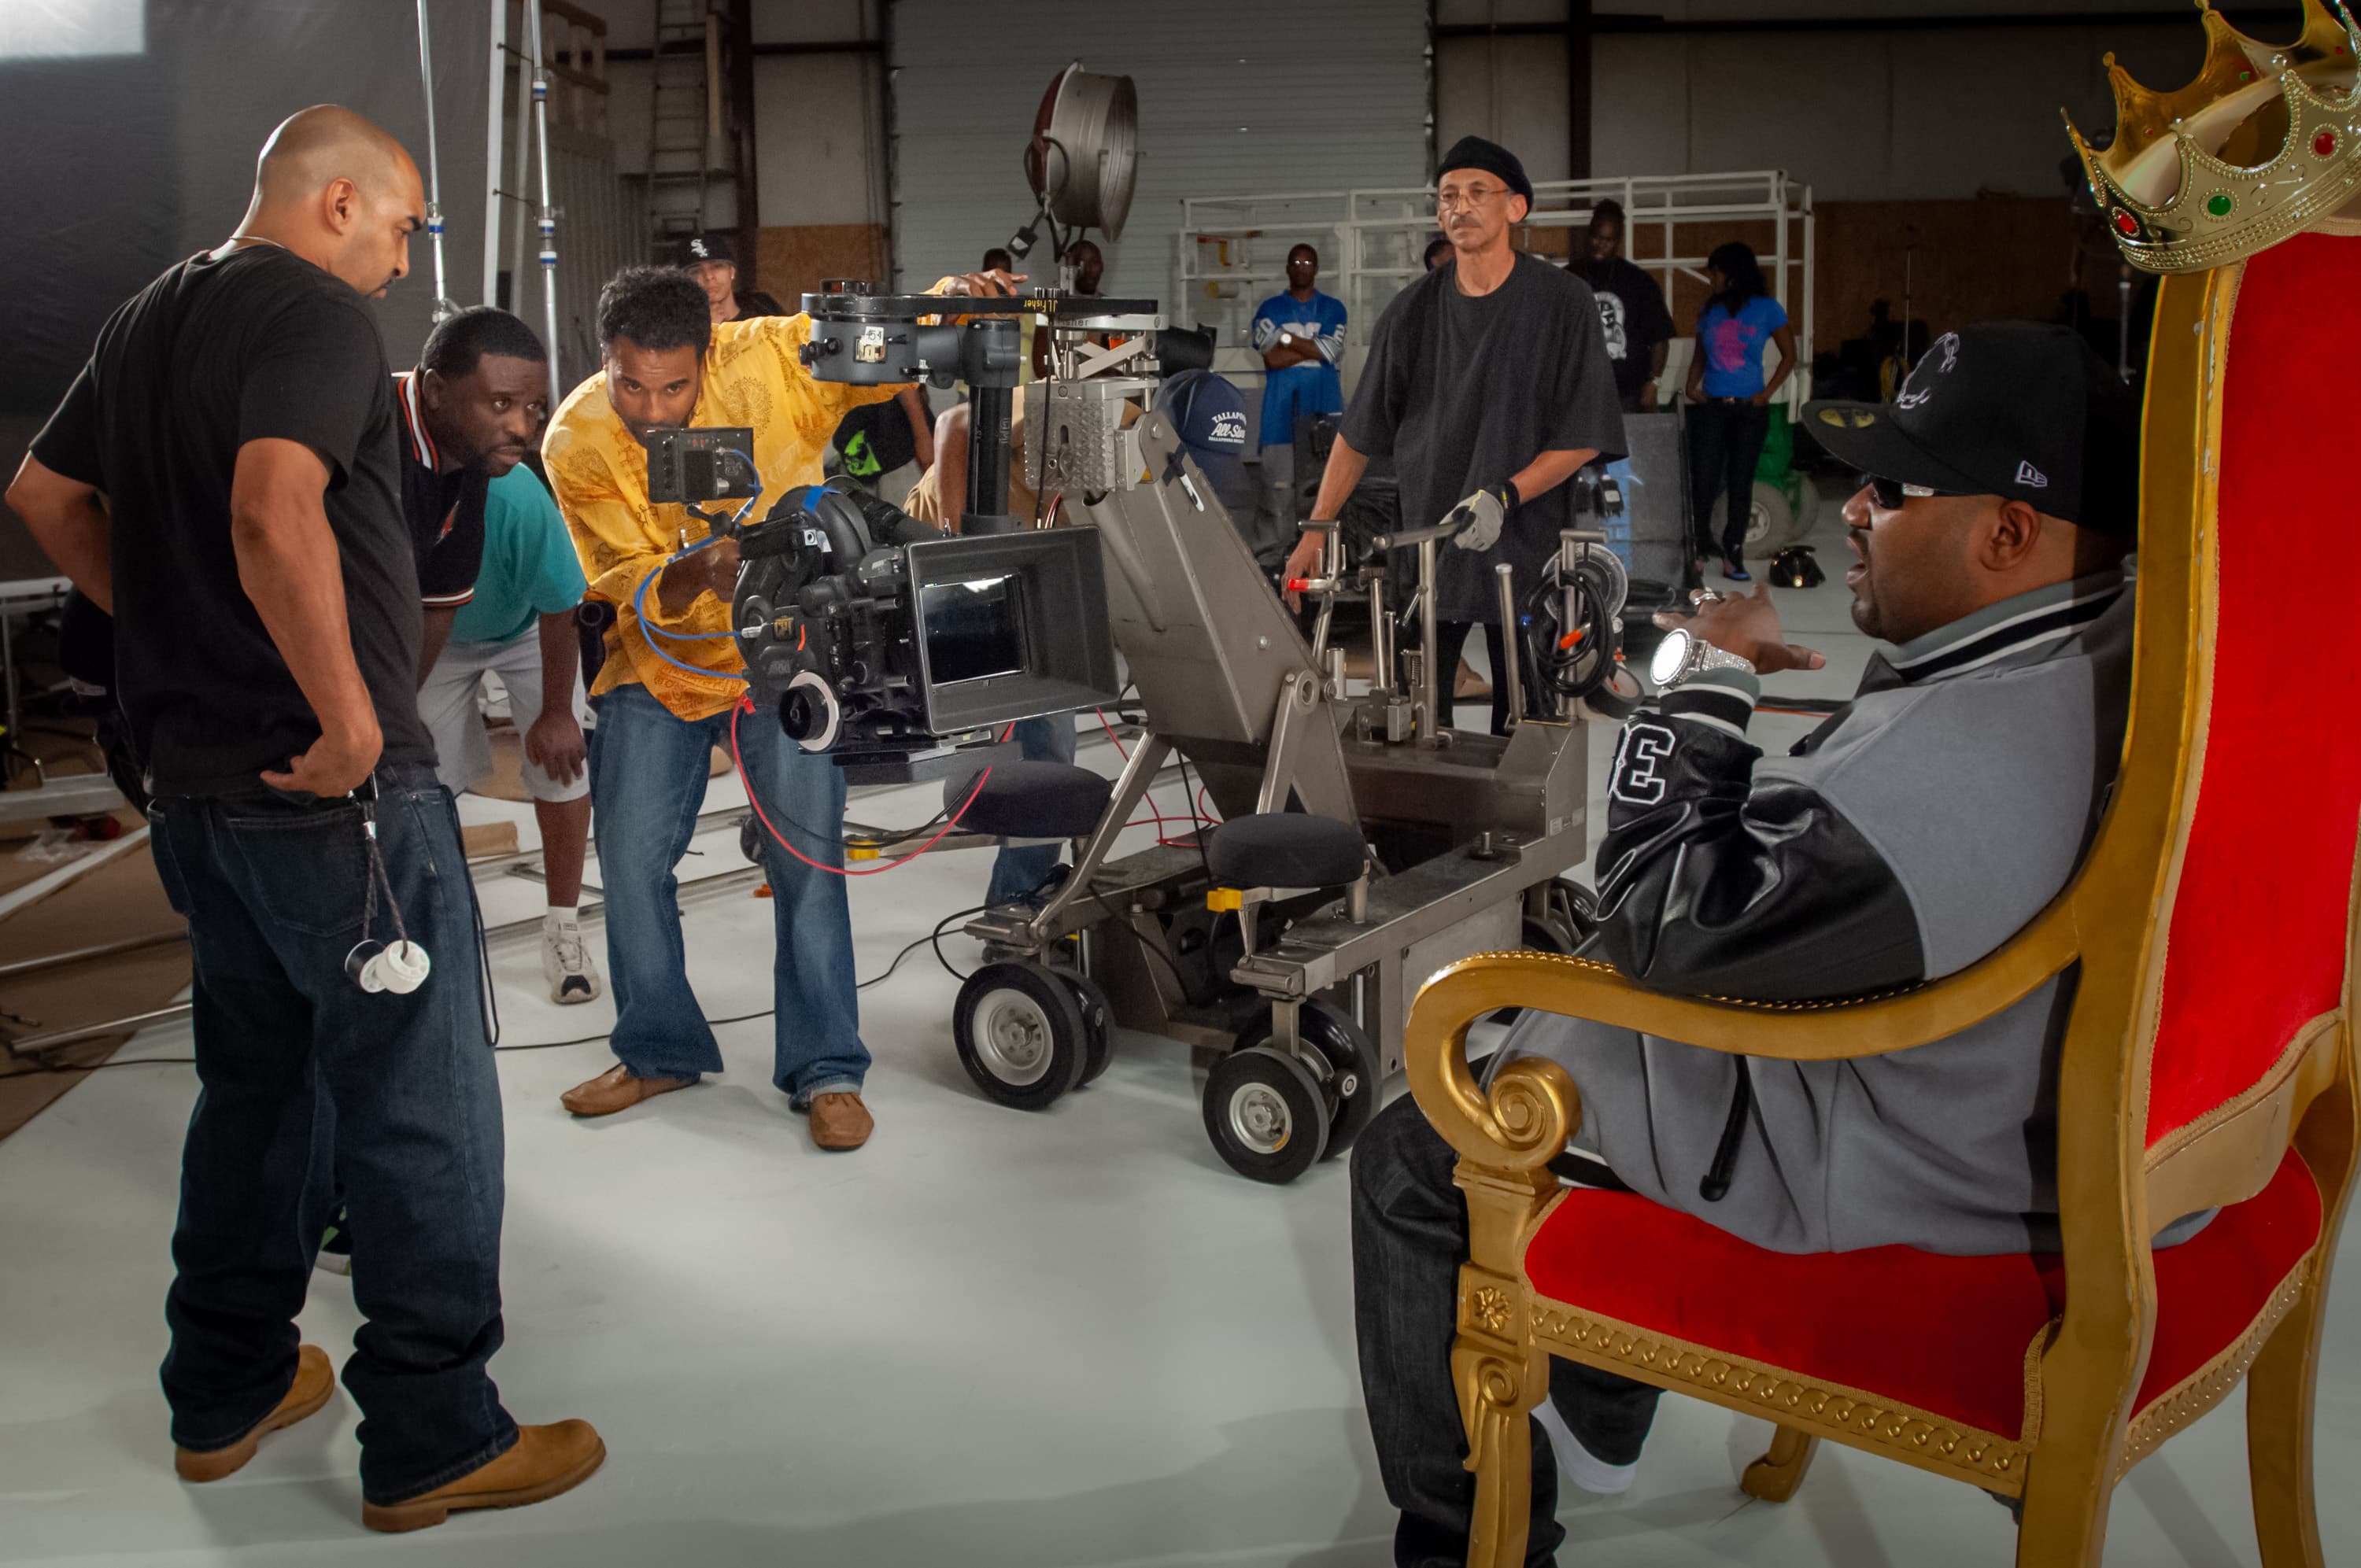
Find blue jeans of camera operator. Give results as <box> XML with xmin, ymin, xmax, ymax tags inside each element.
<box><xmin>986</xmin><ymin>710</ymin><xmax>1081</xmax><ymax>905</ymax></box>
<box><xmin>587</xmin><ymin>681</ymin><xmax>870</xmax><ymax>1102</ymax></box>
<box><xmin>148</xmin><ymin>766</ymin><xmax>518</xmax><ymax>1506</ymax></box>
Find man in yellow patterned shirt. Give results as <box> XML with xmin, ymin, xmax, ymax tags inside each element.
<box><xmin>541</xmin><ymin>264</ymin><xmax>901</xmax><ymax>1147</ymax></box>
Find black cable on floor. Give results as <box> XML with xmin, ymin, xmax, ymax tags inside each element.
<box><xmin>929</xmin><ymin>901</ymin><xmax>993</xmax><ymax>984</ymax></box>
<box><xmin>8</xmin><ymin>919</ymin><xmax>990</xmax><ymax>1075</ymax></box>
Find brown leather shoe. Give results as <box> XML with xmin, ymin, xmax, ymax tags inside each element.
<box><xmin>175</xmin><ymin>1344</ymin><xmax>335</xmax><ymax>1483</ymax></box>
<box><xmin>361</xmin><ymin>1419</ymin><xmax>605</xmax><ymax>1533</ymax></box>
<box><xmin>560</xmin><ymin>1064</ymin><xmax>692</xmax><ymax>1117</ymax></box>
<box><xmin>808</xmin><ymin>1090</ymin><xmax>873</xmax><ymax>1150</ymax></box>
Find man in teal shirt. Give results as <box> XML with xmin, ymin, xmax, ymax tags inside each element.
<box><xmin>418</xmin><ymin>461</ymin><xmax>602</xmax><ymax>1002</ymax></box>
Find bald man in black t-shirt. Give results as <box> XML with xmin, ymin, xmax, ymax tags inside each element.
<box><xmin>6</xmin><ymin>105</ymin><xmax>599</xmax><ymax>1533</ymax></box>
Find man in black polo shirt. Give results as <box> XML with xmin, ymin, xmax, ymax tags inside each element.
<box><xmin>308</xmin><ymin>304</ymin><xmax>559</xmax><ymax>1277</ymax></box>
<box><xmin>6</xmin><ymin>105</ymin><xmax>598</xmax><ymax>1533</ymax></box>
<box><xmin>397</xmin><ymin>305</ymin><xmax>553</xmax><ymax>679</ymax></box>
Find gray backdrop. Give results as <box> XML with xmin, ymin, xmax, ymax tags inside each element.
<box><xmin>2</xmin><ymin>0</ymin><xmax>495</xmax><ymax>575</ymax></box>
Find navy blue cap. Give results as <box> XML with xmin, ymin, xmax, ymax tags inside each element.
<box><xmin>1157</xmin><ymin>370</ymin><xmax>1254</xmax><ymax>515</ymax></box>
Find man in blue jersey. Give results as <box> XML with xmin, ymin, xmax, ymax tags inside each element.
<box><xmin>1250</xmin><ymin>244</ymin><xmax>1347</xmax><ymax>554</ymax></box>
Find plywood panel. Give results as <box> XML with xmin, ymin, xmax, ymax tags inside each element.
<box><xmin>1561</xmin><ymin>195</ymin><xmax>2089</xmax><ymax>376</ymax></box>
<box><xmin>1812</xmin><ymin>195</ymin><xmax>2089</xmax><ymax>356</ymax></box>
<box><xmin>756</xmin><ymin>223</ymin><xmax>889</xmax><ymax>305</ymax></box>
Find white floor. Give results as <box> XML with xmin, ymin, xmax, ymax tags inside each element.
<box><xmin>2</xmin><ymin>513</ymin><xmax>2353</xmax><ymax>1566</ymax></box>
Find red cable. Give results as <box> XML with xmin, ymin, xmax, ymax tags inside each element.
<box><xmin>730</xmin><ymin>699</ymin><xmax>989</xmax><ymax>877</ymax></box>
<box><xmin>1093</xmin><ymin>705</ymin><xmax>1201</xmax><ymax>846</ymax></box>
<box><xmin>1092</xmin><ymin>707</ymin><xmax>1130</xmax><ymax>762</ymax></box>
<box><xmin>1094</xmin><ymin>709</ymin><xmax>1225</xmax><ymax>847</ymax></box>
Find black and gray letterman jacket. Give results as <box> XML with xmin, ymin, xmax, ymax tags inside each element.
<box><xmin>1507</xmin><ymin>573</ymin><xmax>2138</xmax><ymax>1254</ymax></box>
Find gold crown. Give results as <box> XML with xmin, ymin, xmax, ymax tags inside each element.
<box><xmin>2064</xmin><ymin>0</ymin><xmax>2361</xmax><ymax>272</ymax></box>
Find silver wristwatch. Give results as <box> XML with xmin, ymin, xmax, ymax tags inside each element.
<box><xmin>1649</xmin><ymin>626</ymin><xmax>1755</xmax><ymax>688</ymax></box>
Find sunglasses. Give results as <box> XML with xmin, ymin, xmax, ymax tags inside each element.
<box><xmin>1866</xmin><ymin>474</ymin><xmax>1964</xmax><ymax>511</ymax></box>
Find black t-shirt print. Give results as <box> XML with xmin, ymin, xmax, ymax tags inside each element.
<box><xmin>28</xmin><ymin>243</ymin><xmax>434</xmax><ymax>794</ymax></box>
<box><xmin>1569</xmin><ymin>255</ymin><xmax>1676</xmax><ymax>407</ymax></box>
<box><xmin>394</xmin><ymin>369</ymin><xmax>489</xmax><ymax>606</ymax></box>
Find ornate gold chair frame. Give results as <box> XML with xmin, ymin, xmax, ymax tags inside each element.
<box><xmin>1404</xmin><ymin>259</ymin><xmax>2361</xmax><ymax>1566</ymax></box>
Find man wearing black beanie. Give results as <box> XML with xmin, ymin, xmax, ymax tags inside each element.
<box><xmin>1284</xmin><ymin>135</ymin><xmax>1624</xmax><ymax>733</ymax></box>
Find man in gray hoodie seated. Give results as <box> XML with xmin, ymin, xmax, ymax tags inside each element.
<box><xmin>1352</xmin><ymin>322</ymin><xmax>2151</xmax><ymax>1567</ymax></box>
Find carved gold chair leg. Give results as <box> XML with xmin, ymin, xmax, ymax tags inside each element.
<box><xmin>1453</xmin><ymin>1329</ymin><xmax>1545</xmax><ymax>1568</ymax></box>
<box><xmin>2012</xmin><ymin>1445</ymin><xmax>2115</xmax><ymax>1568</ymax></box>
<box><xmin>1739</xmin><ymin>1425</ymin><xmax>1821</xmax><ymax>1503</ymax></box>
<box><xmin>2245</xmin><ymin>1256</ymin><xmax>2329</xmax><ymax>1568</ymax></box>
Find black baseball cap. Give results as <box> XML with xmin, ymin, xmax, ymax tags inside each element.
<box><xmin>1803</xmin><ymin>321</ymin><xmax>2139</xmax><ymax>537</ymax></box>
<box><xmin>672</xmin><ymin>230</ymin><xmax>737</xmax><ymax>267</ymax></box>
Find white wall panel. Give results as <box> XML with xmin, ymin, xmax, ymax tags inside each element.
<box><xmin>889</xmin><ymin>0</ymin><xmax>1428</xmax><ymax>301</ymax></box>
<box><xmin>1436</xmin><ymin>35</ymin><xmax>1571</xmax><ymax>189</ymax></box>
<box><xmin>756</xmin><ymin>53</ymin><xmax>886</xmax><ymax>227</ymax></box>
<box><xmin>753</xmin><ymin>0</ymin><xmax>878</xmax><ymax>46</ymax></box>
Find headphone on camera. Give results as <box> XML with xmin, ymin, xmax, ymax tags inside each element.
<box><xmin>341</xmin><ymin>780</ymin><xmax>433</xmax><ymax>996</ymax></box>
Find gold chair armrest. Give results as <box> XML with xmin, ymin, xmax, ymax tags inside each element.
<box><xmin>1404</xmin><ymin>906</ymin><xmax>2083</xmax><ymax>1168</ymax></box>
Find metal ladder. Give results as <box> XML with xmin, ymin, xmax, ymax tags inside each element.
<box><xmin>646</xmin><ymin>0</ymin><xmax>719</xmax><ymax>244</ymax></box>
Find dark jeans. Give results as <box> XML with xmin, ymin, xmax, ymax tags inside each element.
<box><xmin>1687</xmin><ymin>398</ymin><xmax>1771</xmax><ymax>563</ymax></box>
<box><xmin>146</xmin><ymin>764</ymin><xmax>515</xmax><ymax>1505</ymax></box>
<box><xmin>1432</xmin><ymin>621</ymin><xmax>1512</xmax><ymax>736</ymax></box>
<box><xmin>1353</xmin><ymin>1093</ymin><xmax>1660</xmax><ymax>1568</ymax></box>
<box><xmin>988</xmin><ymin>710</ymin><xmax>1081</xmax><ymax>906</ymax></box>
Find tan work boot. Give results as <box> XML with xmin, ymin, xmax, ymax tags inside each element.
<box><xmin>560</xmin><ymin>1064</ymin><xmax>692</xmax><ymax>1117</ymax></box>
<box><xmin>175</xmin><ymin>1344</ymin><xmax>336</xmax><ymax>1483</ymax></box>
<box><xmin>361</xmin><ymin>1419</ymin><xmax>605</xmax><ymax>1533</ymax></box>
<box><xmin>808</xmin><ymin>1091</ymin><xmax>873</xmax><ymax>1151</ymax></box>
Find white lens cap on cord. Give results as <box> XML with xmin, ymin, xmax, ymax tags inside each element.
<box><xmin>371</xmin><ymin>940</ymin><xmax>432</xmax><ymax>995</ymax></box>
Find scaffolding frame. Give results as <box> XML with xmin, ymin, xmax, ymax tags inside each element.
<box><xmin>1175</xmin><ymin>171</ymin><xmax>1815</xmax><ymax>411</ymax></box>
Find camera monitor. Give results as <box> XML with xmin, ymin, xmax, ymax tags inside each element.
<box><xmin>904</xmin><ymin>529</ymin><xmax>1121</xmax><ymax>736</ymax></box>
<box><xmin>642</xmin><ymin>426</ymin><xmax>762</xmax><ymax>507</ymax></box>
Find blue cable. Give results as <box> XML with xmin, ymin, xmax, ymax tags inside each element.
<box><xmin>630</xmin><ymin>567</ymin><xmax>748</xmax><ymax>684</ymax></box>
<box><xmin>630</xmin><ymin>487</ymin><xmax>770</xmax><ymax>681</ymax></box>
<box><xmin>628</xmin><ymin>478</ymin><xmax>843</xmax><ymax>681</ymax></box>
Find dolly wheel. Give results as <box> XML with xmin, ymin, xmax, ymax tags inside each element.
<box><xmin>1203</xmin><ymin>1046</ymin><xmax>1328</xmax><ymax>1184</ymax></box>
<box><xmin>1051</xmin><ymin>966</ymin><xmax>1116</xmax><ymax>1086</ymax></box>
<box><xmin>1236</xmin><ymin>998</ymin><xmax>1380</xmax><ymax>1157</ymax></box>
<box><xmin>1550</xmin><ymin>878</ymin><xmax>1599</xmax><ymax>946</ymax></box>
<box><xmin>954</xmin><ymin>961</ymin><xmax>1088</xmax><ymax>1110</ymax></box>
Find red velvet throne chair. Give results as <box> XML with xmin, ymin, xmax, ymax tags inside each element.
<box><xmin>1401</xmin><ymin>23</ymin><xmax>2361</xmax><ymax>1559</ymax></box>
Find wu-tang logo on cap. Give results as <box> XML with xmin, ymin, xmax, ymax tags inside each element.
<box><xmin>1818</xmin><ymin>408</ymin><xmax>1876</xmax><ymax>429</ymax></box>
<box><xmin>1894</xmin><ymin>332</ymin><xmax>1960</xmax><ymax>411</ymax></box>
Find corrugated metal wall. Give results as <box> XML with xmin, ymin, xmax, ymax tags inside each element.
<box><xmin>541</xmin><ymin>124</ymin><xmax>646</xmax><ymax>398</ymax></box>
<box><xmin>887</xmin><ymin>0</ymin><xmax>1431</xmax><ymax>304</ymax></box>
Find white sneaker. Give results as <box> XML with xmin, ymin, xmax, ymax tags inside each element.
<box><xmin>542</xmin><ymin>913</ymin><xmax>604</xmax><ymax>1005</ymax></box>
<box><xmin>1532</xmin><ymin>1395</ymin><xmax>1639</xmax><ymax>1496</ymax></box>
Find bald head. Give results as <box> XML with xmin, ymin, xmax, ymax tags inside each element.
<box><xmin>233</xmin><ymin>106</ymin><xmax>424</xmax><ymax>299</ymax></box>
